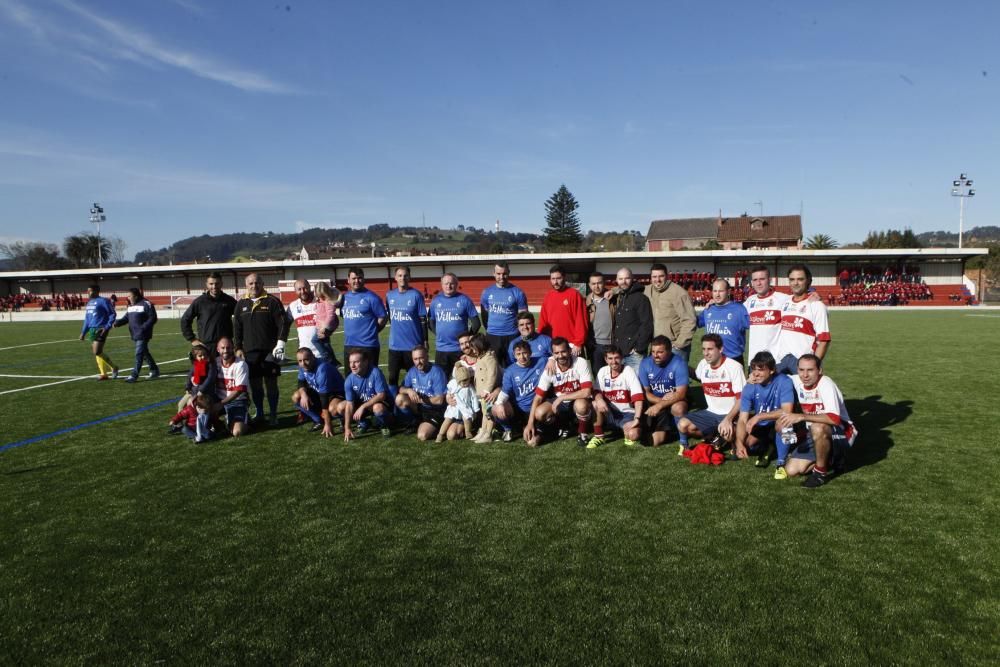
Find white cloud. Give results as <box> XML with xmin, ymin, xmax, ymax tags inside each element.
<box><xmin>0</xmin><ymin>0</ymin><xmax>297</xmax><ymax>94</ymax></box>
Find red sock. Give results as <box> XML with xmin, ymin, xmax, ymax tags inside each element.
<box><xmin>593</xmin><ymin>423</ymin><xmax>604</xmax><ymax>436</ymax></box>
<box><xmin>814</xmin><ymin>465</ymin><xmax>828</xmax><ymax>475</ymax></box>
<box><xmin>578</xmin><ymin>419</ymin><xmax>589</xmax><ymax>435</ymax></box>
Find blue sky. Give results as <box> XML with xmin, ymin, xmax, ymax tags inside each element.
<box><xmin>0</xmin><ymin>0</ymin><xmax>996</xmax><ymax>257</ymax></box>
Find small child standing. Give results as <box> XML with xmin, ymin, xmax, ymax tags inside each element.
<box><xmin>437</xmin><ymin>365</ymin><xmax>479</xmax><ymax>442</ymax></box>
<box><xmin>177</xmin><ymin>344</ymin><xmax>216</xmax><ymax>412</ymax></box>
<box><xmin>312</xmin><ymin>282</ymin><xmax>340</xmax><ymax>364</ymax></box>
<box><xmin>169</xmin><ymin>394</ymin><xmax>214</xmax><ymax>443</ymax></box>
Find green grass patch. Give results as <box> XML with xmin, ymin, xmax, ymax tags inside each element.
<box><xmin>0</xmin><ymin>313</ymin><xmax>998</xmax><ymax>663</ymax></box>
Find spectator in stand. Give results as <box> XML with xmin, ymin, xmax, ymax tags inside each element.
<box><xmin>79</xmin><ymin>283</ymin><xmax>119</xmax><ymax>380</ymax></box>
<box><xmin>113</xmin><ymin>287</ymin><xmax>160</xmax><ymax>383</ymax></box>
<box><xmin>181</xmin><ymin>272</ymin><xmax>237</xmax><ymax>354</ymax></box>
<box><xmin>538</xmin><ymin>265</ymin><xmax>588</xmax><ymax>351</ymax></box>
<box><xmin>643</xmin><ymin>263</ymin><xmax>697</xmax><ymax>365</ymax></box>
<box><xmin>838</xmin><ymin>268</ymin><xmax>851</xmax><ymax>290</ymax></box>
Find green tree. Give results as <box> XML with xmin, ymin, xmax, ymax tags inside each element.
<box><xmin>0</xmin><ymin>241</ymin><xmax>69</xmax><ymax>270</ymax></box>
<box><xmin>862</xmin><ymin>228</ymin><xmax>922</xmax><ymax>249</ymax></box>
<box><xmin>543</xmin><ymin>184</ymin><xmax>582</xmax><ymax>252</ymax></box>
<box><xmin>805</xmin><ymin>234</ymin><xmax>839</xmax><ymax>249</ymax></box>
<box><xmin>698</xmin><ymin>239</ymin><xmax>723</xmax><ymax>250</ymax></box>
<box><xmin>63</xmin><ymin>234</ymin><xmax>91</xmax><ymax>268</ymax></box>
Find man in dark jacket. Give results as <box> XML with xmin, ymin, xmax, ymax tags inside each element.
<box><xmin>611</xmin><ymin>268</ymin><xmax>653</xmax><ymax>372</ymax></box>
<box><xmin>114</xmin><ymin>287</ymin><xmax>160</xmax><ymax>383</ymax></box>
<box><xmin>180</xmin><ymin>272</ymin><xmax>238</xmax><ymax>353</ymax></box>
<box><xmin>234</xmin><ymin>272</ymin><xmax>291</xmax><ymax>427</ymax></box>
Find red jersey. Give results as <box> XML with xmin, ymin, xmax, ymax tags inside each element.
<box><xmin>538</xmin><ymin>287</ymin><xmax>588</xmax><ymax>349</ymax></box>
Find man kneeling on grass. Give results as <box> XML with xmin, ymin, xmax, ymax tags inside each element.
<box><xmin>735</xmin><ymin>351</ymin><xmax>795</xmax><ymax>478</ymax></box>
<box><xmin>676</xmin><ymin>334</ymin><xmax>745</xmax><ymax>454</ymax></box>
<box><xmin>640</xmin><ymin>335</ymin><xmax>689</xmax><ymax>448</ymax></box>
<box><xmin>291</xmin><ymin>347</ymin><xmax>345</xmax><ymax>439</ymax></box>
<box><xmin>395</xmin><ymin>346</ymin><xmax>449</xmax><ymax>442</ymax></box>
<box><xmin>523</xmin><ymin>337</ymin><xmax>593</xmax><ymax>447</ymax></box>
<box><xmin>776</xmin><ymin>354</ymin><xmax>858</xmax><ymax>488</ymax></box>
<box><xmin>588</xmin><ymin>346</ymin><xmax>644</xmax><ymax>449</ymax></box>
<box><xmin>214</xmin><ymin>337</ymin><xmax>249</xmax><ymax>438</ymax></box>
<box><xmin>339</xmin><ymin>348</ymin><xmax>392</xmax><ymax>442</ymax></box>
<box><xmin>492</xmin><ymin>340</ymin><xmax>547</xmax><ymax>443</ymax></box>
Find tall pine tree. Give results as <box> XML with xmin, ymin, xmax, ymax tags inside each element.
<box><xmin>543</xmin><ymin>184</ymin><xmax>582</xmax><ymax>251</ymax></box>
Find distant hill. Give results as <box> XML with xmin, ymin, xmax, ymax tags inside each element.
<box><xmin>916</xmin><ymin>226</ymin><xmax>1000</xmax><ymax>247</ymax></box>
<box><xmin>133</xmin><ymin>224</ymin><xmax>641</xmax><ymax>264</ymax></box>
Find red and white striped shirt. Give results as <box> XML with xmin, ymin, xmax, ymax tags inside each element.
<box><xmin>536</xmin><ymin>357</ymin><xmax>593</xmax><ymax>398</ymax></box>
<box><xmin>595</xmin><ymin>365</ymin><xmax>644</xmax><ymax>414</ymax></box>
<box><xmin>695</xmin><ymin>356</ymin><xmax>745</xmax><ymax>415</ymax></box>
<box><xmin>744</xmin><ymin>289</ymin><xmax>790</xmax><ymax>360</ymax></box>
<box><xmin>215</xmin><ymin>357</ymin><xmax>249</xmax><ymax>401</ymax></box>
<box><xmin>775</xmin><ymin>295</ymin><xmax>830</xmax><ymax>360</ymax></box>
<box><xmin>791</xmin><ymin>374</ymin><xmax>857</xmax><ymax>445</ymax></box>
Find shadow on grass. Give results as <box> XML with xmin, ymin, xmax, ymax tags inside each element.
<box><xmin>844</xmin><ymin>395</ymin><xmax>913</xmax><ymax>473</ymax></box>
<box><xmin>3</xmin><ymin>464</ymin><xmax>61</xmax><ymax>475</ymax></box>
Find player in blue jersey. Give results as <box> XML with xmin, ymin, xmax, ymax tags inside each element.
<box><xmin>291</xmin><ymin>347</ymin><xmax>346</xmax><ymax>438</ymax></box>
<box><xmin>338</xmin><ymin>348</ymin><xmax>392</xmax><ymax>441</ymax></box>
<box><xmin>697</xmin><ymin>279</ymin><xmax>751</xmax><ymax>365</ymax></box>
<box><xmin>385</xmin><ymin>266</ymin><xmax>428</xmax><ymax>397</ymax></box>
<box><xmin>492</xmin><ymin>340</ymin><xmax>547</xmax><ymax>442</ymax></box>
<box><xmin>340</xmin><ymin>267</ymin><xmax>387</xmax><ymax>375</ymax></box>
<box><xmin>79</xmin><ymin>283</ymin><xmax>120</xmax><ymax>380</ymax></box>
<box><xmin>735</xmin><ymin>351</ymin><xmax>796</xmax><ymax>478</ymax></box>
<box><xmin>429</xmin><ymin>272</ymin><xmax>480</xmax><ymax>371</ymax></box>
<box><xmin>507</xmin><ymin>311</ymin><xmax>552</xmax><ymax>365</ymax></box>
<box><xmin>395</xmin><ymin>346</ymin><xmax>449</xmax><ymax>441</ymax></box>
<box><xmin>639</xmin><ymin>336</ymin><xmax>689</xmax><ymax>448</ymax></box>
<box><xmin>480</xmin><ymin>261</ymin><xmax>529</xmax><ymax>367</ymax></box>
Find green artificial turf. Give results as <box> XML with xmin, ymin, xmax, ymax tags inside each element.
<box><xmin>0</xmin><ymin>312</ymin><xmax>998</xmax><ymax>664</ymax></box>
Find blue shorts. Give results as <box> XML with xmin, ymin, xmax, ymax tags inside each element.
<box><xmin>775</xmin><ymin>354</ymin><xmax>799</xmax><ymax>376</ymax></box>
<box><xmin>223</xmin><ymin>401</ymin><xmax>249</xmax><ymax>424</ymax></box>
<box><xmin>686</xmin><ymin>410</ymin><xmax>728</xmax><ymax>438</ymax></box>
<box><xmin>605</xmin><ymin>408</ymin><xmax>638</xmax><ymax>432</ymax></box>
<box><xmin>789</xmin><ymin>424</ymin><xmax>855</xmax><ymax>463</ymax></box>
<box><xmin>550</xmin><ymin>397</ymin><xmax>578</xmax><ymax>417</ymax></box>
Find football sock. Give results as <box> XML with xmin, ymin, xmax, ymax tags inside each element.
<box><xmin>593</xmin><ymin>423</ymin><xmax>604</xmax><ymax>436</ymax></box>
<box><xmin>775</xmin><ymin>431</ymin><xmax>789</xmax><ymax>466</ymax></box>
<box><xmin>373</xmin><ymin>412</ymin><xmax>388</xmax><ymax>428</ymax></box>
<box><xmin>814</xmin><ymin>465</ymin><xmax>829</xmax><ymax>475</ymax></box>
<box><xmin>95</xmin><ymin>356</ymin><xmax>108</xmax><ymax>375</ymax></box>
<box><xmin>396</xmin><ymin>406</ymin><xmax>415</xmax><ymax>424</ymax></box>
<box><xmin>577</xmin><ymin>418</ymin><xmax>589</xmax><ymax>435</ymax></box>
<box><xmin>674</xmin><ymin>416</ymin><xmax>688</xmax><ymax>446</ymax></box>
<box><xmin>296</xmin><ymin>404</ymin><xmax>322</xmax><ymax>424</ymax></box>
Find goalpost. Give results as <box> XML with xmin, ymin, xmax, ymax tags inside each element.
<box><xmin>168</xmin><ymin>293</ymin><xmax>199</xmax><ymax>311</ymax></box>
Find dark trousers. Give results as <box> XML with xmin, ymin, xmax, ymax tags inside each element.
<box><xmin>588</xmin><ymin>341</ymin><xmax>610</xmax><ymax>376</ymax></box>
<box><xmin>387</xmin><ymin>349</ymin><xmax>415</xmax><ymax>387</ymax></box>
<box><xmin>132</xmin><ymin>339</ymin><xmax>159</xmax><ymax>378</ymax></box>
<box><xmin>435</xmin><ymin>350</ymin><xmax>462</xmax><ymax>376</ymax></box>
<box><xmin>486</xmin><ymin>332</ymin><xmax>519</xmax><ymax>367</ymax></box>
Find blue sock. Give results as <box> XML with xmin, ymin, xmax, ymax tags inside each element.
<box><xmin>373</xmin><ymin>412</ymin><xmax>388</xmax><ymax>428</ymax></box>
<box><xmin>296</xmin><ymin>404</ymin><xmax>322</xmax><ymax>424</ymax></box>
<box><xmin>388</xmin><ymin>385</ymin><xmax>399</xmax><ymax>401</ymax></box>
<box><xmin>775</xmin><ymin>430</ymin><xmax>789</xmax><ymax>466</ymax></box>
<box><xmin>397</xmin><ymin>406</ymin><xmax>415</xmax><ymax>424</ymax></box>
<box><xmin>496</xmin><ymin>416</ymin><xmax>512</xmax><ymax>432</ymax></box>
<box><xmin>674</xmin><ymin>416</ymin><xmax>689</xmax><ymax>446</ymax></box>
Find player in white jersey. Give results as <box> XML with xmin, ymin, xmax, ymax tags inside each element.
<box><xmin>588</xmin><ymin>346</ymin><xmax>644</xmax><ymax>449</ymax></box>
<box><xmin>774</xmin><ymin>264</ymin><xmax>830</xmax><ymax>375</ymax></box>
<box><xmin>524</xmin><ymin>337</ymin><xmax>593</xmax><ymax>447</ymax></box>
<box><xmin>676</xmin><ymin>334</ymin><xmax>745</xmax><ymax>450</ymax></box>
<box><xmin>286</xmin><ymin>279</ymin><xmax>321</xmax><ymax>357</ymax></box>
<box><xmin>213</xmin><ymin>337</ymin><xmax>249</xmax><ymax>437</ymax></box>
<box><xmin>744</xmin><ymin>264</ymin><xmax>791</xmax><ymax>361</ymax></box>
<box><xmin>777</xmin><ymin>354</ymin><xmax>858</xmax><ymax>488</ymax></box>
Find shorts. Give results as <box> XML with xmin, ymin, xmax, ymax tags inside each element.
<box><xmin>85</xmin><ymin>327</ymin><xmax>108</xmax><ymax>343</ymax></box>
<box><xmin>418</xmin><ymin>404</ymin><xmax>446</xmax><ymax>428</ymax></box>
<box><xmin>243</xmin><ymin>349</ymin><xmax>281</xmax><ymax>379</ymax></box>
<box><xmin>789</xmin><ymin>423</ymin><xmax>857</xmax><ymax>462</ymax></box>
<box><xmin>604</xmin><ymin>408</ymin><xmax>638</xmax><ymax>431</ymax></box>
<box><xmin>686</xmin><ymin>410</ymin><xmax>729</xmax><ymax>438</ymax></box>
<box><xmin>749</xmin><ymin>422</ymin><xmax>776</xmax><ymax>443</ymax></box>
<box><xmin>387</xmin><ymin>349</ymin><xmax>414</xmax><ymax>386</ymax></box>
<box><xmin>223</xmin><ymin>401</ymin><xmax>249</xmax><ymax>424</ymax></box>
<box><xmin>648</xmin><ymin>410</ymin><xmax>678</xmax><ymax>434</ymax></box>
<box><xmin>549</xmin><ymin>396</ymin><xmax>578</xmax><ymax>418</ymax></box>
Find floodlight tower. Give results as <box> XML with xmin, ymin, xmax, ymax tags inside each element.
<box><xmin>89</xmin><ymin>203</ymin><xmax>106</xmax><ymax>269</ymax></box>
<box><xmin>950</xmin><ymin>174</ymin><xmax>975</xmax><ymax>249</ymax></box>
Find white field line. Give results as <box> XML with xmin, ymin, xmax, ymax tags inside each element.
<box><xmin>965</xmin><ymin>314</ymin><xmax>1000</xmax><ymax>318</ymax></box>
<box><xmin>0</xmin><ymin>335</ymin><xmax>126</xmax><ymax>352</ymax></box>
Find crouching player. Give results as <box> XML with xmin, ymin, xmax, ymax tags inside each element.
<box><xmin>292</xmin><ymin>347</ymin><xmax>345</xmax><ymax>438</ymax></box>
<box><xmin>735</xmin><ymin>351</ymin><xmax>795</xmax><ymax>478</ymax></box>
<box><xmin>776</xmin><ymin>354</ymin><xmax>858</xmax><ymax>488</ymax></box>
<box><xmin>214</xmin><ymin>337</ymin><xmax>250</xmax><ymax>438</ymax></box>
<box><xmin>492</xmin><ymin>340</ymin><xmax>547</xmax><ymax>443</ymax></box>
<box><xmin>339</xmin><ymin>348</ymin><xmax>392</xmax><ymax>441</ymax></box>
<box><xmin>676</xmin><ymin>334</ymin><xmax>745</xmax><ymax>453</ymax></box>
<box><xmin>395</xmin><ymin>346</ymin><xmax>449</xmax><ymax>442</ymax></box>
<box><xmin>588</xmin><ymin>346</ymin><xmax>644</xmax><ymax>448</ymax></box>
<box><xmin>523</xmin><ymin>337</ymin><xmax>593</xmax><ymax>447</ymax></box>
<box><xmin>639</xmin><ymin>335</ymin><xmax>689</xmax><ymax>448</ymax></box>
